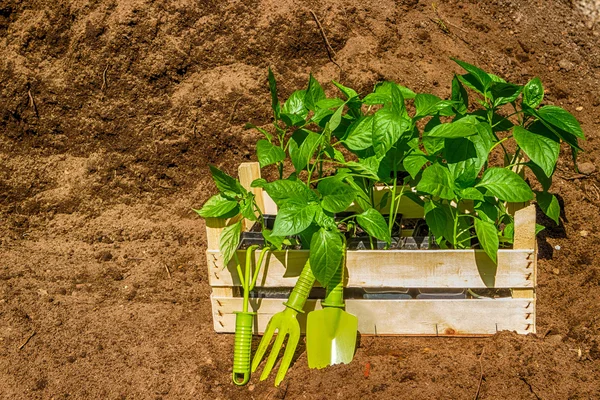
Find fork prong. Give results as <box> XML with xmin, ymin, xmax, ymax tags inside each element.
<box><xmin>251</xmin><ymin>313</ymin><xmax>279</xmax><ymax>373</ymax></box>
<box><xmin>260</xmin><ymin>329</ymin><xmax>288</xmax><ymax>381</ymax></box>
<box><xmin>275</xmin><ymin>327</ymin><xmax>300</xmax><ymax>387</ymax></box>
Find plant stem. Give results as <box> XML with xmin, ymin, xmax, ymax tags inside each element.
<box><xmin>388</xmin><ymin>169</ymin><xmax>398</xmax><ymax>239</ymax></box>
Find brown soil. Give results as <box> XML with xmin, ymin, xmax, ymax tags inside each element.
<box><xmin>1</xmin><ymin>0</ymin><xmax>600</xmax><ymax>398</ymax></box>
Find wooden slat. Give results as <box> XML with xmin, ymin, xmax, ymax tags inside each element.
<box><xmin>205</xmin><ymin>215</ymin><xmax>243</xmax><ymax>251</ymax></box>
<box><xmin>211</xmin><ymin>296</ymin><xmax>535</xmax><ymax>335</ymax></box>
<box><xmin>206</xmin><ymin>248</ymin><xmax>535</xmax><ymax>288</ymax></box>
<box><xmin>238</xmin><ymin>162</ymin><xmax>263</xmax><ymax>231</ymax></box>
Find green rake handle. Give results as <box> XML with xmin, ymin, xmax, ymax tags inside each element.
<box><xmin>283</xmin><ymin>261</ymin><xmax>316</xmax><ymax>312</ymax></box>
<box><xmin>232</xmin><ymin>311</ymin><xmax>255</xmax><ymax>385</ymax></box>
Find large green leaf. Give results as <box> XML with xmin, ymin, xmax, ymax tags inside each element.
<box><xmin>416</xmin><ymin>163</ymin><xmax>455</xmax><ymax>200</ymax></box>
<box><xmin>304</xmin><ymin>74</ymin><xmax>326</xmax><ymax>111</ymax></box>
<box><xmin>289</xmin><ymin>129</ymin><xmax>322</xmax><ymax>171</ymax></box>
<box><xmin>209</xmin><ymin>165</ymin><xmax>246</xmax><ymax>197</ymax></box>
<box><xmin>490</xmin><ymin>82</ymin><xmax>522</xmax><ymax>106</ymax></box>
<box><xmin>523</xmin><ymin>77</ymin><xmax>544</xmax><ymax>108</ymax></box>
<box><xmin>452</xmin><ymin>58</ymin><xmax>493</xmax><ymax>92</ymax></box>
<box><xmin>272</xmin><ymin>200</ymin><xmax>318</xmax><ymax>236</ymax></box>
<box><xmin>310</xmin><ymin>228</ymin><xmax>344</xmax><ymax>287</ymax></box>
<box><xmin>332</xmin><ymin>80</ymin><xmax>359</xmax><ymax>100</ymax></box>
<box><xmin>474</xmin><ymin>217</ymin><xmax>499</xmax><ymax>263</ymax></box>
<box><xmin>536</xmin><ymin>191</ymin><xmax>560</xmax><ymax>224</ymax></box>
<box><xmin>475</xmin><ymin>168</ymin><xmax>534</xmax><ymax>202</ymax></box>
<box><xmin>372</xmin><ymin>108</ymin><xmax>410</xmax><ymax>157</ymax></box>
<box><xmin>513</xmin><ymin>124</ymin><xmax>559</xmax><ymax>178</ymax></box>
<box><xmin>282</xmin><ymin>90</ymin><xmax>308</xmax><ymax>117</ymax></box>
<box><xmin>424</xmin><ymin>202</ymin><xmax>455</xmax><ymax>243</ymax></box>
<box><xmin>317</xmin><ymin>177</ymin><xmax>356</xmax><ymax>213</ymax></box>
<box><xmin>195</xmin><ymin>194</ymin><xmax>239</xmax><ymax>218</ymax></box>
<box><xmin>414</xmin><ymin>93</ymin><xmax>455</xmax><ymax>118</ymax></box>
<box><xmin>526</xmin><ymin>162</ymin><xmax>552</xmax><ymax>191</ymax></box>
<box><xmin>343</xmin><ymin>116</ymin><xmax>374</xmax><ymax>150</ymax></box>
<box><xmin>356</xmin><ymin>208</ymin><xmax>391</xmax><ymax>244</ymax></box>
<box><xmin>403</xmin><ymin>150</ymin><xmax>429</xmax><ymax>179</ymax></box>
<box><xmin>537</xmin><ymin>105</ymin><xmax>584</xmax><ymax>139</ymax></box>
<box><xmin>255</xmin><ymin>179</ymin><xmax>316</xmax><ymax>206</ymax></box>
<box><xmin>425</xmin><ymin>115</ymin><xmax>478</xmax><ymax>138</ymax></box>
<box><xmin>219</xmin><ymin>220</ymin><xmax>242</xmax><ymax>266</ymax></box>
<box><xmin>256</xmin><ymin>139</ymin><xmax>286</xmax><ymax>168</ymax></box>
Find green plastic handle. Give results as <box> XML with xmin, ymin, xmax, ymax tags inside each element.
<box><xmin>232</xmin><ymin>311</ymin><xmax>255</xmax><ymax>386</ymax></box>
<box><xmin>322</xmin><ymin>263</ymin><xmax>345</xmax><ymax>308</ymax></box>
<box><xmin>283</xmin><ymin>260</ymin><xmax>315</xmax><ymax>313</ymax></box>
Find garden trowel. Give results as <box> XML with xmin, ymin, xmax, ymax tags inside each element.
<box><xmin>306</xmin><ymin>258</ymin><xmax>358</xmax><ymax>369</ymax></box>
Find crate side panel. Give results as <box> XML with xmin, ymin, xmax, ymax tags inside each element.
<box><xmin>207</xmin><ymin>249</ymin><xmax>535</xmax><ymax>288</ymax></box>
<box><xmin>211</xmin><ymin>297</ymin><xmax>535</xmax><ymax>335</ymax></box>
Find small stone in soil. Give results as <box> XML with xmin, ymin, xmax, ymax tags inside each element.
<box><xmin>576</xmin><ymin>106</ymin><xmax>583</xmax><ymax>111</ymax></box>
<box><xmin>553</xmin><ymin>268</ymin><xmax>560</xmax><ymax>275</ymax></box>
<box><xmin>578</xmin><ymin>162</ymin><xmax>596</xmax><ymax>175</ymax></box>
<box><xmin>580</xmin><ymin>230</ymin><xmax>589</xmax><ymax>237</ymax></box>
<box><xmin>554</xmin><ymin>245</ymin><xmax>561</xmax><ymax>250</ymax></box>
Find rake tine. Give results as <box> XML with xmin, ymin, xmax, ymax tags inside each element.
<box><xmin>260</xmin><ymin>330</ymin><xmax>288</xmax><ymax>381</ymax></box>
<box><xmin>275</xmin><ymin>327</ymin><xmax>300</xmax><ymax>387</ymax></box>
<box><xmin>251</xmin><ymin>316</ymin><xmax>278</xmax><ymax>373</ymax></box>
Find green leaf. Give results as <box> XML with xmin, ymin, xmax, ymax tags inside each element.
<box><xmin>451</xmin><ymin>58</ymin><xmax>493</xmax><ymax>92</ymax></box>
<box><xmin>460</xmin><ymin>187</ymin><xmax>484</xmax><ymax>201</ymax></box>
<box><xmin>318</xmin><ymin>177</ymin><xmax>356</xmax><ymax>213</ymax></box>
<box><xmin>414</xmin><ymin>93</ymin><xmax>455</xmax><ymax>118</ymax></box>
<box><xmin>195</xmin><ymin>194</ymin><xmax>239</xmax><ymax>218</ymax></box>
<box><xmin>425</xmin><ymin>115</ymin><xmax>479</xmax><ymax>138</ymax></box>
<box><xmin>239</xmin><ymin>196</ymin><xmax>257</xmax><ymax>222</ymax></box>
<box><xmin>326</xmin><ymin>102</ymin><xmax>346</xmax><ymax>133</ymax></box>
<box><xmin>537</xmin><ymin>105</ymin><xmax>584</xmax><ymax>139</ymax></box>
<box><xmin>363</xmin><ymin>82</ymin><xmax>415</xmax><ymax>105</ymax></box>
<box><xmin>219</xmin><ymin>220</ymin><xmax>242</xmax><ymax>266</ymax></box>
<box><xmin>314</xmin><ymin>207</ymin><xmax>337</xmax><ymax>230</ymax></box>
<box><xmin>256</xmin><ymin>139</ymin><xmax>286</xmax><ymax>168</ymax></box>
<box><xmin>523</xmin><ymin>77</ymin><xmax>544</xmax><ymax>108</ymax></box>
<box><xmin>332</xmin><ymin>81</ymin><xmax>359</xmax><ymax>100</ymax></box>
<box><xmin>391</xmin><ymin>84</ymin><xmax>406</xmax><ymax>117</ymax></box>
<box><xmin>535</xmin><ymin>224</ymin><xmax>546</xmax><ymax>235</ymax></box>
<box><xmin>289</xmin><ymin>129</ymin><xmax>322</xmax><ymax>171</ymax></box>
<box><xmin>474</xmin><ymin>217</ymin><xmax>499</xmax><ymax>263</ymax></box>
<box><xmin>310</xmin><ymin>229</ymin><xmax>344</xmax><ymax>287</ymax></box>
<box><xmin>356</xmin><ymin>208</ymin><xmax>391</xmax><ymax>244</ymax></box>
<box><xmin>424</xmin><ymin>202</ymin><xmax>455</xmax><ymax>242</ymax></box>
<box><xmin>490</xmin><ymin>82</ymin><xmax>522</xmax><ymax>106</ymax></box>
<box><xmin>304</xmin><ymin>74</ymin><xmax>326</xmax><ymax>111</ymax></box>
<box><xmin>258</xmin><ymin>179</ymin><xmax>316</xmax><ymax>206</ymax></box>
<box><xmin>209</xmin><ymin>165</ymin><xmax>246</xmax><ymax>196</ymax></box>
<box><xmin>272</xmin><ymin>201</ymin><xmax>318</xmax><ymax>236</ymax></box>
<box><xmin>416</xmin><ymin>163</ymin><xmax>455</xmax><ymax>200</ymax></box>
<box><xmin>536</xmin><ymin>191</ymin><xmax>560</xmax><ymax>224</ymax></box>
<box><xmin>451</xmin><ymin>75</ymin><xmax>469</xmax><ymax>114</ymax></box>
<box><xmin>372</xmin><ymin>108</ymin><xmax>410</xmax><ymax>157</ymax></box>
<box><xmin>282</xmin><ymin>90</ymin><xmax>308</xmax><ymax>117</ymax></box>
<box><xmin>475</xmin><ymin>200</ymin><xmax>499</xmax><ymax>223</ymax></box>
<box><xmin>262</xmin><ymin>229</ymin><xmax>286</xmax><ymax>250</ymax></box>
<box><xmin>403</xmin><ymin>150</ymin><xmax>429</xmax><ymax>179</ymax></box>
<box><xmin>268</xmin><ymin>68</ymin><xmax>280</xmax><ymax>119</ymax></box>
<box><xmin>475</xmin><ymin>168</ymin><xmax>534</xmax><ymax>202</ymax></box>
<box><xmin>513</xmin><ymin>124</ymin><xmax>559</xmax><ymax>178</ymax></box>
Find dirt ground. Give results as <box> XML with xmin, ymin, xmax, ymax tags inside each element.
<box><xmin>1</xmin><ymin>0</ymin><xmax>600</xmax><ymax>398</ymax></box>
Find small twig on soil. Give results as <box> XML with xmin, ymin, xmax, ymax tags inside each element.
<box><xmin>164</xmin><ymin>263</ymin><xmax>172</xmax><ymax>279</ymax></box>
<box><xmin>18</xmin><ymin>331</ymin><xmax>36</xmax><ymax>350</ymax></box>
<box><xmin>309</xmin><ymin>10</ymin><xmax>342</xmax><ymax>75</ymax></box>
<box><xmin>101</xmin><ymin>64</ymin><xmax>109</xmax><ymax>91</ymax></box>
<box><xmin>558</xmin><ymin>173</ymin><xmax>594</xmax><ymax>181</ymax></box>
<box><xmin>431</xmin><ymin>3</ymin><xmax>470</xmax><ymax>45</ymax></box>
<box><xmin>474</xmin><ymin>348</ymin><xmax>485</xmax><ymax>400</ymax></box>
<box><xmin>28</xmin><ymin>89</ymin><xmax>39</xmax><ymax>118</ymax></box>
<box><xmin>518</xmin><ymin>375</ymin><xmax>542</xmax><ymax>400</ymax></box>
<box><xmin>228</xmin><ymin>97</ymin><xmax>242</xmax><ymax>125</ymax></box>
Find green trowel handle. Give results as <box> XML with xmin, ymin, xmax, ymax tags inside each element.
<box><xmin>232</xmin><ymin>311</ymin><xmax>255</xmax><ymax>386</ymax></box>
<box><xmin>283</xmin><ymin>260</ymin><xmax>315</xmax><ymax>313</ymax></box>
<box><xmin>322</xmin><ymin>264</ymin><xmax>345</xmax><ymax>308</ymax></box>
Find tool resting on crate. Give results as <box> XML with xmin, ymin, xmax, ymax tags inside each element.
<box><xmin>251</xmin><ymin>259</ymin><xmax>315</xmax><ymax>386</ymax></box>
<box><xmin>307</xmin><ymin>254</ymin><xmax>357</xmax><ymax>369</ymax></box>
<box><xmin>232</xmin><ymin>245</ymin><xmax>269</xmax><ymax>386</ymax></box>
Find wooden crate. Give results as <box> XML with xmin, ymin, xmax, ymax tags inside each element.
<box><xmin>206</xmin><ymin>163</ymin><xmax>536</xmax><ymax>336</ymax></box>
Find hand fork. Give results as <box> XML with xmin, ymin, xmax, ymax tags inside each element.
<box><xmin>251</xmin><ymin>259</ymin><xmax>315</xmax><ymax>386</ymax></box>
